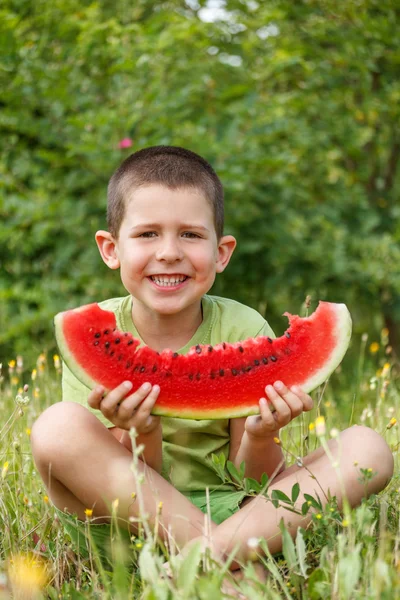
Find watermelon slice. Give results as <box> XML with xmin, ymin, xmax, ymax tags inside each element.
<box><xmin>54</xmin><ymin>301</ymin><xmax>351</xmax><ymax>419</ymax></box>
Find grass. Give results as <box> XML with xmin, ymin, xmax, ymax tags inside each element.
<box><xmin>0</xmin><ymin>331</ymin><xmax>399</xmax><ymax>600</ymax></box>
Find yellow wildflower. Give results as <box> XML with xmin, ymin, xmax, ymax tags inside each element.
<box><xmin>158</xmin><ymin>501</ymin><xmax>163</xmax><ymax>510</ymax></box>
<box><xmin>8</xmin><ymin>553</ymin><xmax>48</xmax><ymax>594</ymax></box>
<box><xmin>342</xmin><ymin>519</ymin><xmax>349</xmax><ymax>527</ymax></box>
<box><xmin>387</xmin><ymin>417</ymin><xmax>397</xmax><ymax>430</ymax></box>
<box><xmin>316</xmin><ymin>514</ymin><xmax>322</xmax><ymax>520</ymax></box>
<box><xmin>382</xmin><ymin>363</ymin><xmax>391</xmax><ymax>377</ymax></box>
<box><xmin>53</xmin><ymin>354</ymin><xmax>61</xmax><ymax>369</ymax></box>
<box><xmin>26</xmin><ymin>428</ymin><xmax>31</xmax><ymax>436</ymax></box>
<box><xmin>315</xmin><ymin>416</ymin><xmax>326</xmax><ymax>437</ymax></box>
<box><xmin>43</xmin><ymin>496</ymin><xmax>49</xmax><ymax>504</ymax></box>
<box><xmin>84</xmin><ymin>508</ymin><xmax>93</xmax><ymax>518</ymax></box>
<box><xmin>11</xmin><ymin>377</ymin><xmax>19</xmax><ymax>386</ymax></box>
<box><xmin>135</xmin><ymin>541</ymin><xmax>143</xmax><ymax>549</ymax></box>
<box><xmin>273</xmin><ymin>437</ymin><xmax>281</xmax><ymax>445</ymax></box>
<box><xmin>2</xmin><ymin>462</ymin><xmax>9</xmax><ymax>479</ymax></box>
<box><xmin>33</xmin><ymin>388</ymin><xmax>40</xmax><ymax>399</ymax></box>
<box><xmin>31</xmin><ymin>369</ymin><xmax>37</xmax><ymax>381</ymax></box>
<box><xmin>369</xmin><ymin>342</ymin><xmax>379</xmax><ymax>354</ymax></box>
<box><xmin>308</xmin><ymin>422</ymin><xmax>315</xmax><ymax>431</ymax></box>
<box><xmin>8</xmin><ymin>360</ymin><xmax>16</xmax><ymax>369</ymax></box>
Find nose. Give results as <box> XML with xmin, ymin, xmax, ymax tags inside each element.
<box><xmin>155</xmin><ymin>236</ymin><xmax>183</xmax><ymax>263</ymax></box>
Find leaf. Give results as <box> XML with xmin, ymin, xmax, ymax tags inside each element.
<box><xmin>295</xmin><ymin>528</ymin><xmax>309</xmax><ymax>579</ymax></box>
<box><xmin>177</xmin><ymin>541</ymin><xmax>203</xmax><ymax>597</ymax></box>
<box><xmin>337</xmin><ymin>544</ymin><xmax>362</xmax><ymax>597</ymax></box>
<box><xmin>244</xmin><ymin>477</ymin><xmax>261</xmax><ymax>494</ymax></box>
<box><xmin>304</xmin><ymin>493</ymin><xmax>322</xmax><ymax>510</ymax></box>
<box><xmin>138</xmin><ymin>542</ymin><xmax>159</xmax><ymax>584</ymax></box>
<box><xmin>279</xmin><ymin>520</ymin><xmax>297</xmax><ymax>571</ymax></box>
<box><xmin>307</xmin><ymin>568</ymin><xmax>327</xmax><ymax>600</ymax></box>
<box><xmin>291</xmin><ymin>482</ymin><xmax>300</xmax><ymax>503</ymax></box>
<box><xmin>226</xmin><ymin>460</ymin><xmax>243</xmax><ymax>484</ymax></box>
<box><xmin>271</xmin><ymin>489</ymin><xmax>292</xmax><ymax>505</ymax></box>
<box><xmin>261</xmin><ymin>472</ymin><xmax>269</xmax><ymax>489</ymax></box>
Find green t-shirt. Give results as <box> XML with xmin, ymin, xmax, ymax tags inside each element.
<box><xmin>61</xmin><ymin>294</ymin><xmax>275</xmax><ymax>493</ymax></box>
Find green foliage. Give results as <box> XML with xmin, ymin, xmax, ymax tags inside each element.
<box><xmin>1</xmin><ymin>0</ymin><xmax>400</xmax><ymax>364</ymax></box>
<box><xmin>1</xmin><ymin>350</ymin><xmax>400</xmax><ymax>598</ymax></box>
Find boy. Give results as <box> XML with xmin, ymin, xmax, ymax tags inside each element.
<box><xmin>31</xmin><ymin>146</ymin><xmax>393</xmax><ymax>569</ymax></box>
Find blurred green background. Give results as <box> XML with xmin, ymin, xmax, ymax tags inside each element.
<box><xmin>1</xmin><ymin>0</ymin><xmax>399</xmax><ymax>364</ymax></box>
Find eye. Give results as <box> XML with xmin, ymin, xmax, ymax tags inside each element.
<box><xmin>139</xmin><ymin>231</ymin><xmax>157</xmax><ymax>238</ymax></box>
<box><xmin>182</xmin><ymin>232</ymin><xmax>201</xmax><ymax>239</ymax></box>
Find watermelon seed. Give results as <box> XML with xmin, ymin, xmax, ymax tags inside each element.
<box><xmin>115</xmin><ymin>338</ymin><xmax>121</xmax><ymax>344</ymax></box>
<box><xmin>127</xmin><ymin>340</ymin><xmax>134</xmax><ymax>346</ymax></box>
<box><xmin>94</xmin><ymin>332</ymin><xmax>101</xmax><ymax>338</ymax></box>
<box><xmin>222</xmin><ymin>342</ymin><xmax>226</xmax><ymax>349</ymax></box>
<box><xmin>105</xmin><ymin>341</ymin><xmax>110</xmax><ymax>349</ymax></box>
<box><xmin>152</xmin><ymin>365</ymin><xmax>157</xmax><ymax>372</ymax></box>
<box><xmin>244</xmin><ymin>366</ymin><xmax>252</xmax><ymax>372</ymax></box>
<box><xmin>173</xmin><ymin>352</ymin><xmax>178</xmax><ymax>358</ymax></box>
<box><xmin>124</xmin><ymin>333</ymin><xmax>128</xmax><ymax>336</ymax></box>
<box><xmin>94</xmin><ymin>341</ymin><xmax>99</xmax><ymax>346</ymax></box>
<box><xmin>267</xmin><ymin>337</ymin><xmax>273</xmax><ymax>343</ymax></box>
<box><xmin>219</xmin><ymin>369</ymin><xmax>224</xmax><ymax>376</ymax></box>
<box><xmin>165</xmin><ymin>371</ymin><xmax>172</xmax><ymax>377</ymax></box>
<box><xmin>285</xmin><ymin>332</ymin><xmax>291</xmax><ymax>338</ymax></box>
<box><xmin>208</xmin><ymin>346</ymin><xmax>213</xmax><ymax>352</ymax></box>
<box><xmin>195</xmin><ymin>345</ymin><xmax>201</xmax><ymax>354</ymax></box>
<box><xmin>262</xmin><ymin>358</ymin><xmax>268</xmax><ymax>365</ymax></box>
<box><xmin>104</xmin><ymin>329</ymin><xmax>110</xmax><ymax>335</ymax></box>
<box><xmin>196</xmin><ymin>372</ymin><xmax>201</xmax><ymax>380</ymax></box>
<box><xmin>140</xmin><ymin>366</ymin><xmax>145</xmax><ymax>373</ymax></box>
<box><xmin>118</xmin><ymin>355</ymin><xmax>123</xmax><ymax>361</ymax></box>
<box><xmin>231</xmin><ymin>369</ymin><xmax>238</xmax><ymax>376</ymax></box>
<box><xmin>270</xmin><ymin>356</ymin><xmax>277</xmax><ymax>362</ymax></box>
<box><xmin>238</xmin><ymin>346</ymin><xmax>244</xmax><ymax>353</ymax></box>
<box><xmin>210</xmin><ymin>372</ymin><xmax>215</xmax><ymax>379</ymax></box>
<box><xmin>254</xmin><ymin>360</ymin><xmax>260</xmax><ymax>366</ymax></box>
<box><xmin>110</xmin><ymin>351</ymin><xmax>115</xmax><ymax>357</ymax></box>
<box><xmin>126</xmin><ymin>361</ymin><xmax>131</xmax><ymax>368</ymax></box>
<box><xmin>189</xmin><ymin>374</ymin><xmax>193</xmax><ymax>381</ymax></box>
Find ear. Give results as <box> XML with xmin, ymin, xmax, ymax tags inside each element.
<box><xmin>215</xmin><ymin>234</ymin><xmax>237</xmax><ymax>273</ymax></box>
<box><xmin>95</xmin><ymin>230</ymin><xmax>120</xmax><ymax>270</ymax></box>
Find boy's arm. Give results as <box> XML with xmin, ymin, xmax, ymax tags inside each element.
<box><xmin>110</xmin><ymin>426</ymin><xmax>163</xmax><ymax>474</ymax></box>
<box><xmin>229</xmin><ymin>418</ymin><xmax>285</xmax><ymax>481</ymax></box>
<box><xmin>229</xmin><ymin>382</ymin><xmax>313</xmax><ymax>482</ymax></box>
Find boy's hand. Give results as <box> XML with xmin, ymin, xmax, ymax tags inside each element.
<box><xmin>245</xmin><ymin>381</ymin><xmax>313</xmax><ymax>439</ymax></box>
<box><xmin>88</xmin><ymin>381</ymin><xmax>161</xmax><ymax>434</ymax></box>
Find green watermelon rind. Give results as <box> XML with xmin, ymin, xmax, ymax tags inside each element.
<box><xmin>55</xmin><ymin>302</ymin><xmax>352</xmax><ymax>420</ymax></box>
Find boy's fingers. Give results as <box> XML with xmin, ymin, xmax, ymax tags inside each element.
<box><xmin>99</xmin><ymin>381</ymin><xmax>133</xmax><ymax>417</ymax></box>
<box><xmin>265</xmin><ymin>385</ymin><xmax>291</xmax><ymax>424</ymax></box>
<box><xmin>88</xmin><ymin>385</ymin><xmax>105</xmax><ymax>409</ymax></box>
<box><xmin>117</xmin><ymin>384</ymin><xmax>160</xmax><ymax>420</ymax></box>
<box><xmin>290</xmin><ymin>386</ymin><xmax>314</xmax><ymax>411</ymax></box>
<box><xmin>258</xmin><ymin>398</ymin><xmax>276</xmax><ymax>428</ymax></box>
<box><xmin>273</xmin><ymin>381</ymin><xmax>304</xmax><ymax>417</ymax></box>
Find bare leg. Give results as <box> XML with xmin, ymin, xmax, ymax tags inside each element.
<box><xmin>210</xmin><ymin>425</ymin><xmax>394</xmax><ymax>563</ymax></box>
<box><xmin>31</xmin><ymin>402</ymin><xmax>215</xmax><ymax>548</ymax></box>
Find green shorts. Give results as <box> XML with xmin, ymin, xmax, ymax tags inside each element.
<box><xmin>56</xmin><ymin>488</ymin><xmax>248</xmax><ymax>568</ymax></box>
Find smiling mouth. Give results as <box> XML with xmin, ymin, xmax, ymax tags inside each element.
<box><xmin>149</xmin><ymin>275</ymin><xmax>189</xmax><ymax>287</ymax></box>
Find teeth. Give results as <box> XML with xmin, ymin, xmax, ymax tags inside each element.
<box><xmin>151</xmin><ymin>275</ymin><xmax>187</xmax><ymax>286</ymax></box>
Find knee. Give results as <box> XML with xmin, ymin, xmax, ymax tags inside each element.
<box><xmin>343</xmin><ymin>425</ymin><xmax>394</xmax><ymax>488</ymax></box>
<box><xmin>31</xmin><ymin>402</ymin><xmax>93</xmax><ymax>468</ymax></box>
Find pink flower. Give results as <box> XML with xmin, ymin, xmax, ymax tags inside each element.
<box><xmin>118</xmin><ymin>137</ymin><xmax>133</xmax><ymax>149</ymax></box>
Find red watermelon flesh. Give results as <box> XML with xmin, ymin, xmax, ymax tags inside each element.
<box><xmin>54</xmin><ymin>301</ymin><xmax>352</xmax><ymax>419</ymax></box>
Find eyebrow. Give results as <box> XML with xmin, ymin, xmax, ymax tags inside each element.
<box><xmin>130</xmin><ymin>223</ymin><xmax>210</xmax><ymax>232</ymax></box>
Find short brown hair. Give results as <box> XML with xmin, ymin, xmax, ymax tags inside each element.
<box><xmin>107</xmin><ymin>146</ymin><xmax>224</xmax><ymax>238</ymax></box>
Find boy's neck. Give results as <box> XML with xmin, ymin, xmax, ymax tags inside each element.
<box><xmin>131</xmin><ymin>299</ymin><xmax>203</xmax><ymax>353</ymax></box>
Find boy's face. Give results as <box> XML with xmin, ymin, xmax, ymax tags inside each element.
<box><xmin>96</xmin><ymin>185</ymin><xmax>236</xmax><ymax>319</ymax></box>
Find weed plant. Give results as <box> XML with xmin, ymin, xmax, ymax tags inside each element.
<box><xmin>0</xmin><ymin>330</ymin><xmax>399</xmax><ymax>599</ymax></box>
